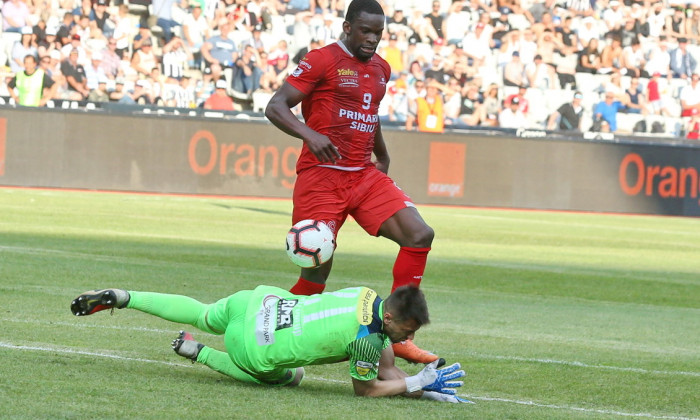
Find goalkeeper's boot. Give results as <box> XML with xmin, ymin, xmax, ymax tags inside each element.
<box><xmin>70</xmin><ymin>289</ymin><xmax>130</xmax><ymax>316</ymax></box>
<box><xmin>172</xmin><ymin>331</ymin><xmax>204</xmax><ymax>363</ymax></box>
<box><xmin>392</xmin><ymin>339</ymin><xmax>439</xmax><ymax>364</ymax></box>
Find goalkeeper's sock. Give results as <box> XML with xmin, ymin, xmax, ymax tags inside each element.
<box><xmin>126</xmin><ymin>291</ymin><xmax>216</xmax><ymax>333</ymax></box>
<box><xmin>289</xmin><ymin>277</ymin><xmax>325</xmax><ymax>295</ymax></box>
<box><xmin>391</xmin><ymin>246</ymin><xmax>431</xmax><ymax>292</ymax></box>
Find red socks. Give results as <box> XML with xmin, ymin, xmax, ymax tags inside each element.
<box><xmin>289</xmin><ymin>277</ymin><xmax>326</xmax><ymax>296</ymax></box>
<box><xmin>392</xmin><ymin>246</ymin><xmax>431</xmax><ymax>292</ymax></box>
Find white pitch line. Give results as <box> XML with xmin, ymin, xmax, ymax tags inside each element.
<box><xmin>5</xmin><ymin>317</ymin><xmax>697</xmax><ymax>378</ymax></box>
<box><xmin>1</xmin><ymin>342</ymin><xmax>697</xmax><ymax>420</ymax></box>
<box><xmin>467</xmin><ymin>353</ymin><xmax>700</xmax><ymax>378</ymax></box>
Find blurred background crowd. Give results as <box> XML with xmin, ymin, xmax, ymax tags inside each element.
<box><xmin>2</xmin><ymin>0</ymin><xmax>700</xmax><ymax>137</ymax></box>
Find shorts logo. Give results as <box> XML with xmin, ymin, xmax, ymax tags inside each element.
<box><xmin>276</xmin><ymin>298</ymin><xmax>298</xmax><ymax>330</ymax></box>
<box><xmin>355</xmin><ymin>360</ymin><xmax>373</xmax><ymax>376</ymax></box>
<box><xmin>255</xmin><ymin>295</ymin><xmax>280</xmax><ymax>346</ymax></box>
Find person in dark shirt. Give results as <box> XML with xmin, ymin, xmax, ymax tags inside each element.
<box><xmin>547</xmin><ymin>91</ymin><xmax>584</xmax><ymax>131</ymax></box>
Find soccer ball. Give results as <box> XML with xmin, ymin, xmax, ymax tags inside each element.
<box><xmin>286</xmin><ymin>220</ymin><xmax>335</xmax><ymax>268</ymax></box>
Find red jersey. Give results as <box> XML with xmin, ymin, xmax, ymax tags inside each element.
<box><xmin>286</xmin><ymin>42</ymin><xmax>391</xmax><ymax>172</ymax></box>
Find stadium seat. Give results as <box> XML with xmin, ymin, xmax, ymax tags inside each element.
<box><xmin>252</xmin><ymin>90</ymin><xmax>272</xmax><ymax>113</ymax></box>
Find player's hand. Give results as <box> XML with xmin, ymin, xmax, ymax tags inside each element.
<box><xmin>422</xmin><ymin>362</ymin><xmax>465</xmax><ymax>394</ymax></box>
<box><xmin>305</xmin><ymin>133</ymin><xmax>342</xmax><ymax>164</ymax></box>
<box><xmin>404</xmin><ymin>359</ymin><xmax>440</xmax><ymax>392</ymax></box>
<box><xmin>420</xmin><ymin>391</ymin><xmax>475</xmax><ymax>404</ymax></box>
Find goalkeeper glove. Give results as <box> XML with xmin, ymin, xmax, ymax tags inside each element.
<box><xmin>422</xmin><ymin>362</ymin><xmax>465</xmax><ymax>395</ymax></box>
<box><xmin>421</xmin><ymin>391</ymin><xmax>474</xmax><ymax>404</ymax></box>
<box><xmin>404</xmin><ymin>360</ymin><xmax>439</xmax><ymax>392</ymax></box>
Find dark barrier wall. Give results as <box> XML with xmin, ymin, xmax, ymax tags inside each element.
<box><xmin>2</xmin><ymin>107</ymin><xmax>700</xmax><ymax>216</ymax></box>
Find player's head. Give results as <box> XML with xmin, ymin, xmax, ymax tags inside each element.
<box><xmin>382</xmin><ymin>285</ymin><xmax>430</xmax><ymax>343</ymax></box>
<box><xmin>343</xmin><ymin>0</ymin><xmax>385</xmax><ymax>62</ymax></box>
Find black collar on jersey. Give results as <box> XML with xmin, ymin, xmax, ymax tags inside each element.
<box><xmin>367</xmin><ymin>295</ymin><xmax>383</xmax><ymax>335</ymax></box>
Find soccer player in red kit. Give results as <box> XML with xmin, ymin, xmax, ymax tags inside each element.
<box><xmin>265</xmin><ymin>0</ymin><xmax>437</xmax><ymax>364</ymax></box>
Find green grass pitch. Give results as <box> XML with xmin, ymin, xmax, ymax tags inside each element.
<box><xmin>0</xmin><ymin>187</ymin><xmax>698</xmax><ymax>419</ymax></box>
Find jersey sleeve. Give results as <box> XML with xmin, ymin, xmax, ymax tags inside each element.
<box><xmin>345</xmin><ymin>333</ymin><xmax>390</xmax><ymax>381</ymax></box>
<box><xmin>286</xmin><ymin>48</ymin><xmax>326</xmax><ymax>96</ymax></box>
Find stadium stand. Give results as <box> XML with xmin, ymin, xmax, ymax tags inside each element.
<box><xmin>2</xmin><ymin>0</ymin><xmax>700</xmax><ymax>139</ymax></box>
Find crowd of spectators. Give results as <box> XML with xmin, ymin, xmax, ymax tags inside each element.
<box><xmin>2</xmin><ymin>0</ymin><xmax>700</xmax><ymax>138</ymax></box>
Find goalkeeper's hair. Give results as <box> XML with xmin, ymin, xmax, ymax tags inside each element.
<box><xmin>384</xmin><ymin>285</ymin><xmax>430</xmax><ymax>326</ymax></box>
<box><xmin>346</xmin><ymin>0</ymin><xmax>384</xmax><ymax>24</ymax></box>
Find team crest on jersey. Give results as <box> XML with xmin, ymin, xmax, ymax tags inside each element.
<box><xmin>355</xmin><ymin>360</ymin><xmax>374</xmax><ymax>376</ymax></box>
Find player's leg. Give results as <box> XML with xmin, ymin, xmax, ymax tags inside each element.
<box><xmin>378</xmin><ymin>207</ymin><xmax>434</xmax><ymax>292</ymax></box>
<box><xmin>351</xmin><ymin>169</ymin><xmax>434</xmax><ymax>292</ymax></box>
<box><xmin>70</xmin><ymin>289</ymin><xmax>226</xmax><ymax>335</ymax></box>
<box><xmin>288</xmin><ymin>167</ymin><xmax>350</xmax><ymax>295</ymax></box>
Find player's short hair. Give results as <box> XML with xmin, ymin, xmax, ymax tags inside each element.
<box><xmin>346</xmin><ymin>0</ymin><xmax>384</xmax><ymax>24</ymax></box>
<box><xmin>385</xmin><ymin>285</ymin><xmax>430</xmax><ymax>326</ymax></box>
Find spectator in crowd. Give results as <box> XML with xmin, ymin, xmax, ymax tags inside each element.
<box><xmin>620</xmin><ymin>38</ymin><xmax>647</xmax><ymax>78</ymax></box>
<box><xmin>503</xmin><ymin>51</ymin><xmax>525</xmax><ymax>87</ymax></box>
<box><xmin>100</xmin><ymin>38</ymin><xmax>121</xmax><ymax>78</ymax></box>
<box><xmin>425</xmin><ymin>1</ymin><xmax>444</xmax><ymax>40</ymax></box>
<box><xmin>162</xmin><ymin>35</ymin><xmax>190</xmax><ymax>79</ymax></box>
<box><xmin>680</xmin><ymin>73</ymin><xmax>700</xmax><ymax>117</ymax></box>
<box><xmin>201</xmin><ymin>19</ymin><xmax>239</xmax><ymax>69</ymax></box>
<box><xmin>2</xmin><ymin>0</ymin><xmax>31</xmax><ymax>33</ymax></box>
<box><xmin>457</xmin><ymin>83</ymin><xmax>484</xmax><ymax>127</ymax></box>
<box><xmin>8</xmin><ymin>55</ymin><xmax>54</xmax><ymax>106</ymax></box>
<box><xmin>600</xmin><ymin>36</ymin><xmax>623</xmax><ymax>74</ymax></box>
<box><xmin>547</xmin><ymin>91</ymin><xmax>584</xmax><ymax>131</ymax></box>
<box><xmin>576</xmin><ymin>16</ymin><xmax>601</xmax><ymax>49</ymax></box>
<box><xmin>61</xmin><ymin>48</ymin><xmax>90</xmax><ymax>100</ymax></box>
<box><xmin>112</xmin><ymin>4</ymin><xmax>136</xmax><ymax>59</ymax></box>
<box><xmin>686</xmin><ymin>109</ymin><xmax>700</xmax><ymax>139</ymax></box>
<box><xmin>292</xmin><ymin>38</ymin><xmax>321</xmax><ymax>64</ymax></box>
<box><xmin>379</xmin><ymin>33</ymin><xmax>404</xmax><ymax>78</ymax></box>
<box><xmin>407</xmin><ymin>81</ymin><xmax>445</xmax><ymax>133</ymax></box>
<box><xmin>242</xmin><ymin>23</ymin><xmax>266</xmax><ymax>54</ymax></box>
<box><xmin>498</xmin><ymin>95</ymin><xmax>527</xmax><ymax>128</ymax></box>
<box><xmin>10</xmin><ymin>27</ymin><xmax>38</xmax><ymax>73</ymax></box>
<box><xmin>594</xmin><ymin>90</ymin><xmax>625</xmax><ymax>133</ymax></box>
<box><xmin>182</xmin><ymin>1</ymin><xmax>211</xmax><ymax>68</ymax></box>
<box><xmin>233</xmin><ymin>44</ymin><xmax>263</xmax><ymax>96</ymax></box>
<box><xmin>424</xmin><ymin>55</ymin><xmax>449</xmax><ymax>85</ymax></box>
<box><xmin>622</xmin><ymin>77</ymin><xmax>647</xmax><ymax>115</ymax></box>
<box><xmin>555</xmin><ymin>16</ymin><xmax>578</xmax><ymax>56</ymax></box>
<box><xmin>90</xmin><ymin>0</ymin><xmax>114</xmax><ymax>39</ymax></box>
<box><xmin>670</xmin><ymin>38</ymin><xmax>697</xmax><ymax>79</ymax></box>
<box><xmin>38</xmin><ymin>27</ymin><xmax>60</xmax><ymax>59</ymax></box>
<box><xmin>526</xmin><ymin>54</ymin><xmax>554</xmax><ymax>89</ymax></box>
<box><xmin>57</xmin><ymin>12</ymin><xmax>75</xmax><ymax>46</ymax></box>
<box><xmin>259</xmin><ymin>52</ymin><xmax>290</xmax><ymax>92</ymax></box>
<box><xmin>462</xmin><ymin>22</ymin><xmax>492</xmax><ymax>68</ymax></box>
<box><xmin>644</xmin><ymin>37</ymin><xmax>671</xmax><ymax>78</ymax></box>
<box><xmin>443</xmin><ymin>77</ymin><xmax>463</xmax><ymax>126</ymax></box>
<box><xmin>504</xmin><ymin>85</ymin><xmax>529</xmax><ymax>116</ymax></box>
<box><xmin>131</xmin><ymin>37</ymin><xmax>159</xmax><ymax>77</ymax></box>
<box><xmin>687</xmin><ymin>8</ymin><xmax>700</xmax><ymax>44</ymax></box>
<box><xmin>576</xmin><ymin>38</ymin><xmax>601</xmax><ymax>74</ymax></box>
<box><xmin>666</xmin><ymin>6</ymin><xmax>688</xmax><ymax>40</ymax></box>
<box><xmin>85</xmin><ymin>52</ymin><xmax>108</xmax><ymax>90</ymax></box>
<box><xmin>204</xmin><ymin>79</ymin><xmax>235</xmax><ymax>110</ymax></box>
<box><xmin>109</xmin><ymin>78</ymin><xmax>127</xmax><ymax>101</ymax></box>
<box><xmin>60</xmin><ymin>34</ymin><xmax>88</xmax><ymax>66</ymax></box>
<box><xmin>442</xmin><ymin>0</ymin><xmax>470</xmax><ymax>45</ymax></box>
<box><xmin>647</xmin><ymin>72</ymin><xmax>670</xmax><ymax>116</ymax></box>
<box><xmin>87</xmin><ymin>77</ymin><xmax>110</xmax><ymax>102</ymax></box>
<box><xmin>152</xmin><ymin>0</ymin><xmax>181</xmax><ymax>43</ymax></box>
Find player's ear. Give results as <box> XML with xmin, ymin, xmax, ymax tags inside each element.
<box><xmin>342</xmin><ymin>20</ymin><xmax>352</xmax><ymax>35</ymax></box>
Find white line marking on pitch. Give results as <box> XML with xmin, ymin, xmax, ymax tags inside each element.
<box><xmin>1</xmin><ymin>342</ymin><xmax>697</xmax><ymax>420</ymax></box>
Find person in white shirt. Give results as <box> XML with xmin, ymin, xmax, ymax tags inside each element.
<box><xmin>498</xmin><ymin>95</ymin><xmax>527</xmax><ymax>128</ymax></box>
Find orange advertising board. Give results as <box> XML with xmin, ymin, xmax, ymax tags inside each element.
<box><xmin>427</xmin><ymin>142</ymin><xmax>465</xmax><ymax>197</ymax></box>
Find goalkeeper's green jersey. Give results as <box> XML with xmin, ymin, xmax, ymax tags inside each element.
<box><xmin>232</xmin><ymin>285</ymin><xmax>390</xmax><ymax>381</ymax></box>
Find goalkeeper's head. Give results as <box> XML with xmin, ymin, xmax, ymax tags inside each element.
<box><xmin>382</xmin><ymin>285</ymin><xmax>430</xmax><ymax>343</ymax></box>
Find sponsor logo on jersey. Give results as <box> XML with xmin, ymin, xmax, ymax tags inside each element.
<box><xmin>357</xmin><ymin>288</ymin><xmax>376</xmax><ymax>326</ymax></box>
<box><xmin>276</xmin><ymin>298</ymin><xmax>298</xmax><ymax>330</ymax></box>
<box><xmin>355</xmin><ymin>360</ymin><xmax>374</xmax><ymax>376</ymax></box>
<box><xmin>299</xmin><ymin>59</ymin><xmax>312</xmax><ymax>70</ymax></box>
<box><xmin>255</xmin><ymin>295</ymin><xmax>280</xmax><ymax>345</ymax></box>
<box><xmin>338</xmin><ymin>108</ymin><xmax>378</xmax><ymax>133</ymax></box>
<box><xmin>339</xmin><ymin>77</ymin><xmax>359</xmax><ymax>88</ymax></box>
<box><xmin>337</xmin><ymin>68</ymin><xmax>358</xmax><ymax>77</ymax></box>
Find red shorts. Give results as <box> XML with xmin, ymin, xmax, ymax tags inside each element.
<box><xmin>292</xmin><ymin>166</ymin><xmax>415</xmax><ymax>237</ymax></box>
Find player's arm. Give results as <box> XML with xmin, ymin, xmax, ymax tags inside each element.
<box><xmin>372</xmin><ymin>121</ymin><xmax>390</xmax><ymax>174</ymax></box>
<box><xmin>351</xmin><ymin>345</ymin><xmax>421</xmax><ymax>398</ymax></box>
<box><xmin>265</xmin><ymin>82</ymin><xmax>342</xmax><ymax>163</ymax></box>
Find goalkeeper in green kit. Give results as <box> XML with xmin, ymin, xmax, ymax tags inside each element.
<box><xmin>71</xmin><ymin>285</ymin><xmax>469</xmax><ymax>402</ymax></box>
